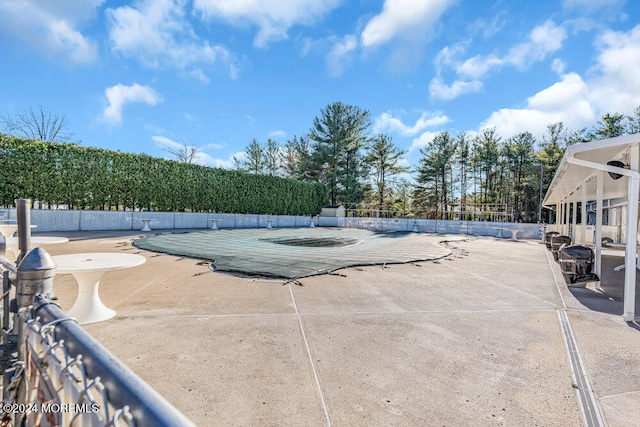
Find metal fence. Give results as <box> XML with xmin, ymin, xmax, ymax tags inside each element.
<box><xmin>345</xmin><ymin>203</ymin><xmax>514</xmax><ymax>222</ymax></box>
<box><xmin>0</xmin><ymin>199</ymin><xmax>194</xmax><ymax>426</ymax></box>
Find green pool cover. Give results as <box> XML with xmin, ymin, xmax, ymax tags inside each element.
<box><xmin>134</xmin><ymin>227</ymin><xmax>452</xmax><ymax>279</ymax></box>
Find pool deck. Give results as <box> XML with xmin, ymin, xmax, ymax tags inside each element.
<box><xmin>38</xmin><ymin>229</ymin><xmax>640</xmax><ymax>426</ymax></box>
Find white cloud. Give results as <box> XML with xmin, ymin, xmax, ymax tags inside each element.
<box><xmin>551</xmin><ymin>58</ymin><xmax>566</xmax><ymax>74</ymax></box>
<box><xmin>243</xmin><ymin>115</ymin><xmax>255</xmax><ymax>127</ymax></box>
<box><xmin>374</xmin><ymin>111</ymin><xmax>450</xmax><ymax>137</ymax></box>
<box><xmin>429</xmin><ymin>77</ymin><xmax>483</xmax><ymax>101</ymax></box>
<box><xmin>103</xmin><ymin>83</ymin><xmax>163</xmax><ymax>126</ymax></box>
<box><xmin>480</xmin><ymin>24</ymin><xmax>640</xmax><ymax>140</ymax></box>
<box><xmin>455</xmin><ymin>54</ymin><xmax>503</xmax><ymax>80</ymax></box>
<box><xmin>300</xmin><ymin>34</ymin><xmax>358</xmax><ymax>76</ymax></box>
<box><xmin>433</xmin><ymin>43</ymin><xmax>468</xmax><ymax>74</ymax></box>
<box><xmin>326</xmin><ymin>35</ymin><xmax>357</xmax><ymax>77</ymax></box>
<box><xmin>457</xmin><ymin>20</ymin><xmax>567</xmax><ymax>79</ymax></box>
<box><xmin>562</xmin><ymin>0</ymin><xmax>625</xmax><ymax>15</ymax></box>
<box><xmin>152</xmin><ymin>135</ymin><xmax>181</xmax><ymax>150</ymax></box>
<box><xmin>107</xmin><ymin>0</ymin><xmax>237</xmax><ymax>80</ymax></box>
<box><xmin>269</xmin><ymin>130</ymin><xmax>288</xmax><ymax>138</ymax></box>
<box><xmin>480</xmin><ymin>73</ymin><xmax>595</xmax><ymax>139</ymax></box>
<box><xmin>527</xmin><ymin>73</ymin><xmax>588</xmax><ymax>112</ymax></box>
<box><xmin>302</xmin><ymin>0</ymin><xmax>454</xmax><ymax>76</ymax></box>
<box><xmin>0</xmin><ymin>0</ymin><xmax>102</xmax><ymax>65</ymax></box>
<box><xmin>183</xmin><ymin>113</ymin><xmax>198</xmax><ymax>122</ymax></box>
<box><xmin>468</xmin><ymin>13</ymin><xmax>508</xmax><ymax>39</ymax></box>
<box><xmin>506</xmin><ymin>20</ymin><xmax>567</xmax><ymax>70</ymax></box>
<box><xmin>589</xmin><ymin>25</ymin><xmax>640</xmax><ymax>114</ymax></box>
<box><xmin>210</xmin><ymin>151</ymin><xmax>245</xmax><ymax>169</ymax></box>
<box><xmin>182</xmin><ymin>68</ymin><xmax>211</xmax><ymax>84</ymax></box>
<box><xmin>432</xmin><ymin>21</ymin><xmax>567</xmax><ymax>101</ymax></box>
<box><xmin>360</xmin><ymin>0</ymin><xmax>454</xmax><ymax>48</ymax></box>
<box><xmin>193</xmin><ymin>0</ymin><xmax>341</xmax><ymax>48</ymax></box>
<box><xmin>409</xmin><ymin>131</ymin><xmax>440</xmax><ymax>153</ymax></box>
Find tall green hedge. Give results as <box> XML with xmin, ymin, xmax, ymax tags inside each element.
<box><xmin>0</xmin><ymin>135</ymin><xmax>328</xmax><ymax>215</ymax></box>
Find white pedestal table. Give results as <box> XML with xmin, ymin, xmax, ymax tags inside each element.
<box><xmin>0</xmin><ymin>224</ymin><xmax>36</xmax><ymax>237</ymax></box>
<box><xmin>5</xmin><ymin>236</ymin><xmax>69</xmax><ymax>258</ymax></box>
<box><xmin>51</xmin><ymin>253</ymin><xmax>146</xmax><ymax>325</ymax></box>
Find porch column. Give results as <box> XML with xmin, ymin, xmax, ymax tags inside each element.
<box><xmin>563</xmin><ymin>201</ymin><xmax>568</xmax><ymax>235</ymax></box>
<box><xmin>595</xmin><ymin>171</ymin><xmax>603</xmax><ymax>280</ymax></box>
<box><xmin>581</xmin><ymin>185</ymin><xmax>587</xmax><ymax>245</ymax></box>
<box><xmin>624</xmin><ymin>145</ymin><xmax>639</xmax><ymax>321</ymax></box>
<box><xmin>572</xmin><ymin>200</ymin><xmax>577</xmax><ymax>242</ymax></box>
<box><xmin>563</xmin><ymin>201</ymin><xmax>568</xmax><ymax>236</ymax></box>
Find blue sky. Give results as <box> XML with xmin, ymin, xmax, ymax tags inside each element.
<box><xmin>1</xmin><ymin>0</ymin><xmax>639</xmax><ymax>169</ymax></box>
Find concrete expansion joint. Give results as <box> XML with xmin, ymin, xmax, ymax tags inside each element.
<box><xmin>600</xmin><ymin>389</ymin><xmax>640</xmax><ymax>399</ymax></box>
<box><xmin>288</xmin><ymin>284</ymin><xmax>331</xmax><ymax>427</ymax></box>
<box><xmin>300</xmin><ymin>307</ymin><xmax>559</xmax><ymax>316</ymax></box>
<box><xmin>598</xmin><ymin>400</ymin><xmax>640</xmax><ymax>426</ymax></box>
<box><xmin>117</xmin><ymin>313</ymin><xmax>298</xmax><ymax>319</ymax></box>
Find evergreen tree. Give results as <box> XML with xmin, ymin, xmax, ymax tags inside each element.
<box><xmin>566</xmin><ymin>127</ymin><xmax>590</xmax><ymax>145</ymax></box>
<box><xmin>233</xmin><ymin>138</ymin><xmax>265</xmax><ymax>174</ymax></box>
<box><xmin>281</xmin><ymin>137</ymin><xmax>300</xmax><ymax>179</ymax></box>
<box><xmin>474</xmin><ymin>128</ymin><xmax>501</xmax><ymax>203</ymax></box>
<box><xmin>415</xmin><ymin>131</ymin><xmax>457</xmax><ymax>219</ymax></box>
<box><xmin>455</xmin><ymin>132</ymin><xmax>472</xmax><ymax>205</ymax></box>
<box><xmin>281</xmin><ymin>135</ymin><xmax>321</xmax><ymax>181</ymax></box>
<box><xmin>593</xmin><ymin>112</ymin><xmax>627</xmax><ymax>139</ymax></box>
<box><xmin>391</xmin><ymin>178</ymin><xmax>413</xmax><ymax>217</ymax></box>
<box><xmin>264</xmin><ymin>138</ymin><xmax>281</xmax><ymax>176</ymax></box>
<box><xmin>309</xmin><ymin>102</ymin><xmax>371</xmax><ymax>205</ymax></box>
<box><xmin>538</xmin><ymin>123</ymin><xmax>567</xmax><ymax>190</ymax></box>
<box><xmin>365</xmin><ymin>134</ymin><xmax>408</xmax><ymax>209</ymax></box>
<box><xmin>503</xmin><ymin>132</ymin><xmax>536</xmax><ymax>222</ymax></box>
<box><xmin>627</xmin><ymin>105</ymin><xmax>640</xmax><ymax>134</ymax></box>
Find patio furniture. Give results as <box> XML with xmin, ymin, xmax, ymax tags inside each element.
<box><xmin>51</xmin><ymin>253</ymin><xmax>146</xmax><ymax>325</ymax></box>
<box><xmin>141</xmin><ymin>219</ymin><xmax>156</xmax><ymax>232</ymax></box>
<box><xmin>558</xmin><ymin>245</ymin><xmax>599</xmax><ymax>287</ymax></box>
<box><xmin>551</xmin><ymin>235</ymin><xmax>572</xmax><ymax>262</ymax></box>
<box><xmin>495</xmin><ymin>227</ymin><xmax>523</xmax><ymax>241</ymax></box>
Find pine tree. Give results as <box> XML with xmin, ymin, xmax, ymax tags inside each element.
<box><xmin>593</xmin><ymin>112</ymin><xmax>627</xmax><ymax>139</ymax></box>
<box><xmin>264</xmin><ymin>138</ymin><xmax>280</xmax><ymax>176</ymax></box>
<box><xmin>233</xmin><ymin>138</ymin><xmax>265</xmax><ymax>174</ymax></box>
<box><xmin>415</xmin><ymin>131</ymin><xmax>457</xmax><ymax>219</ymax></box>
<box><xmin>309</xmin><ymin>102</ymin><xmax>371</xmax><ymax>205</ymax></box>
<box><xmin>365</xmin><ymin>134</ymin><xmax>408</xmax><ymax>209</ymax></box>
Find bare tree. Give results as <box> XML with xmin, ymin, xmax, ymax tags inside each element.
<box><xmin>163</xmin><ymin>141</ymin><xmax>202</xmax><ymax>164</ymax></box>
<box><xmin>1</xmin><ymin>105</ymin><xmax>74</xmax><ymax>143</ymax></box>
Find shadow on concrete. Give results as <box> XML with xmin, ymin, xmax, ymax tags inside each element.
<box><xmin>563</xmin><ymin>254</ymin><xmax>640</xmax><ymax>323</ymax></box>
<box><xmin>627</xmin><ymin>321</ymin><xmax>640</xmax><ymax>331</ymax></box>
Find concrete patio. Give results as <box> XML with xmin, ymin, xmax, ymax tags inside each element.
<box><xmin>38</xmin><ymin>230</ymin><xmax>640</xmax><ymax>426</ymax></box>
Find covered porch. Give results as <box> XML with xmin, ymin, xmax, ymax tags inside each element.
<box><xmin>543</xmin><ymin>133</ymin><xmax>640</xmax><ymax>321</ymax></box>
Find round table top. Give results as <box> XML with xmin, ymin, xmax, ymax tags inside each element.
<box><xmin>6</xmin><ymin>236</ymin><xmax>69</xmax><ymax>246</ymax></box>
<box><xmin>0</xmin><ymin>224</ymin><xmax>37</xmax><ymax>236</ymax></box>
<box><xmin>52</xmin><ymin>253</ymin><xmax>146</xmax><ymax>274</ymax></box>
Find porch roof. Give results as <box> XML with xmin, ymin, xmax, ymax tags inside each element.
<box><xmin>543</xmin><ymin>133</ymin><xmax>640</xmax><ymax>206</ymax></box>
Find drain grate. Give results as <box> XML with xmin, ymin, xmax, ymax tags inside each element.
<box><xmin>557</xmin><ymin>309</ymin><xmax>604</xmax><ymax>426</ymax></box>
